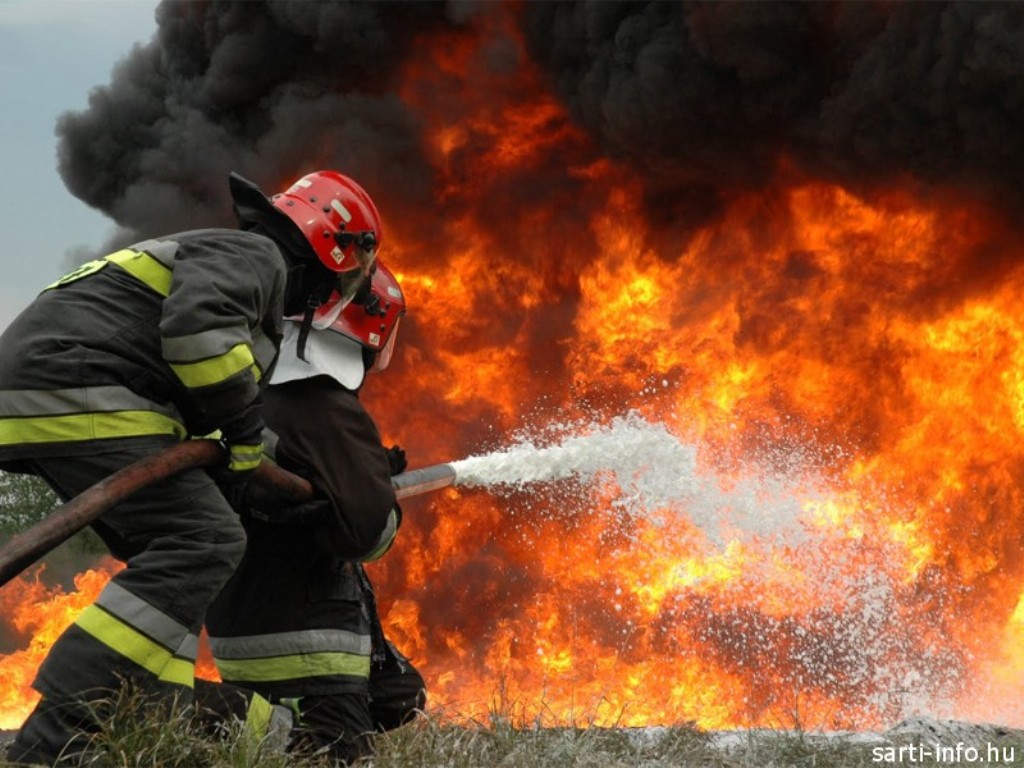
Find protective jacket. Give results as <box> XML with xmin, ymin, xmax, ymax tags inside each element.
<box><xmin>2</xmin><ymin>228</ymin><xmax>286</xmax><ymax>766</ymax></box>
<box><xmin>206</xmin><ymin>374</ymin><xmax>400</xmax><ymax>698</ymax></box>
<box><xmin>0</xmin><ymin>229</ymin><xmax>285</xmax><ymax>465</ymax></box>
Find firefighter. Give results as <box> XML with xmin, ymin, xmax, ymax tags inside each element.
<box><xmin>199</xmin><ymin>260</ymin><xmax>425</xmax><ymax>765</ymax></box>
<box><xmin>1</xmin><ymin>169</ymin><xmax>384</xmax><ymax>766</ymax></box>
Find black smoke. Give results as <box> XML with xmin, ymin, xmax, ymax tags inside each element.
<box><xmin>53</xmin><ymin>0</ymin><xmax>1024</xmax><ymax>282</ymax></box>
<box><xmin>58</xmin><ymin>1</ymin><xmax>1024</xmax><ymax>243</ymax></box>
<box><xmin>57</xmin><ymin>0</ymin><xmax>456</xmax><ymax>242</ymax></box>
<box><xmin>521</xmin><ymin>2</ymin><xmax>1024</xmax><ymax>207</ymax></box>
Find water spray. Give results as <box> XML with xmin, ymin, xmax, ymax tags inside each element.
<box><xmin>0</xmin><ymin>411</ymin><xmax>813</xmax><ymax>588</ymax></box>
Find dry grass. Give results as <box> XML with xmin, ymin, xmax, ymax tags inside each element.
<box><xmin>3</xmin><ymin>688</ymin><xmax>1024</xmax><ymax>768</ymax></box>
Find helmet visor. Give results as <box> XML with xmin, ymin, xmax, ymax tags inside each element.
<box><xmin>370</xmin><ymin>317</ymin><xmax>401</xmax><ymax>374</ymax></box>
<box><xmin>334</xmin><ymin>237</ymin><xmax>377</xmax><ymax>309</ymax></box>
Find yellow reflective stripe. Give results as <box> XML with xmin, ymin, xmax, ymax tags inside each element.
<box><xmin>75</xmin><ymin>606</ymin><xmax>195</xmax><ymax>688</ymax></box>
<box><xmin>209</xmin><ymin>627</ymin><xmax>370</xmax><ymax>658</ymax></box>
<box><xmin>42</xmin><ymin>248</ymin><xmax>173</xmax><ymax>294</ymax></box>
<box><xmin>0</xmin><ymin>410</ymin><xmax>187</xmax><ymax>445</ymax></box>
<box><xmin>44</xmin><ymin>259</ymin><xmax>108</xmax><ymax>290</ymax></box>
<box><xmin>105</xmin><ymin>249</ymin><xmax>173</xmax><ymax>297</ymax></box>
<box><xmin>217</xmin><ymin>652</ymin><xmax>370</xmax><ymax>683</ymax></box>
<box><xmin>245</xmin><ymin>693</ymin><xmax>273</xmax><ymax>738</ymax></box>
<box><xmin>160</xmin><ymin>659</ymin><xmax>195</xmax><ymax>687</ymax></box>
<box><xmin>169</xmin><ymin>343</ymin><xmax>256</xmax><ymax>389</ymax></box>
<box><xmin>228</xmin><ymin>443</ymin><xmax>263</xmax><ymax>472</ymax></box>
<box><xmin>96</xmin><ymin>582</ymin><xmax>194</xmax><ymax>653</ymax></box>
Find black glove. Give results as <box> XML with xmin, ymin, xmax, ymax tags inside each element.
<box><xmin>216</xmin><ymin>402</ymin><xmax>265</xmax><ymax>511</ymax></box>
<box><xmin>385</xmin><ymin>445</ymin><xmax>407</xmax><ymax>476</ymax></box>
<box><xmin>220</xmin><ymin>402</ymin><xmax>265</xmax><ymax>474</ymax></box>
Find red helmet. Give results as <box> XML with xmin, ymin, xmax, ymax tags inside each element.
<box><xmin>272</xmin><ymin>170</ymin><xmax>382</xmax><ymax>306</ymax></box>
<box><xmin>301</xmin><ymin>262</ymin><xmax>406</xmax><ymax>374</ymax></box>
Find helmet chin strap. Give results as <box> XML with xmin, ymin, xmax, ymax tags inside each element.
<box><xmin>296</xmin><ymin>302</ymin><xmax>316</xmax><ymax>364</ymax></box>
<box><xmin>282</xmin><ymin>263</ymin><xmax>310</xmax><ymax>317</ymax></box>
<box><xmin>296</xmin><ymin>277</ymin><xmax>336</xmax><ymax>362</ymax></box>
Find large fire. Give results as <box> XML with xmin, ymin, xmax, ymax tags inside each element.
<box><xmin>5</xmin><ymin>2</ymin><xmax>1024</xmax><ymax>735</ymax></box>
<box><xmin>0</xmin><ymin>561</ymin><xmax>222</xmax><ymax>730</ymax></box>
<box><xmin>0</xmin><ymin>561</ymin><xmax>120</xmax><ymax>730</ymax></box>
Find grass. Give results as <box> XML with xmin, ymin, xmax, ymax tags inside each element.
<box><xmin>4</xmin><ymin>689</ymin><xmax>1024</xmax><ymax>768</ymax></box>
<box><xmin>0</xmin><ymin>686</ymin><xmax>306</xmax><ymax>768</ymax></box>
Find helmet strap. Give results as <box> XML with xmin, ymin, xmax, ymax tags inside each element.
<box><xmin>295</xmin><ymin>277</ymin><xmax>336</xmax><ymax>362</ymax></box>
<box><xmin>296</xmin><ymin>301</ymin><xmax>317</xmax><ymax>363</ymax></box>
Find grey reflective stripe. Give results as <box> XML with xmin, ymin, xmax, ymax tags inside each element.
<box><xmin>162</xmin><ymin>325</ymin><xmax>251</xmax><ymax>364</ymax></box>
<box><xmin>0</xmin><ymin>385</ymin><xmax>183</xmax><ymax>421</ymax></box>
<box><xmin>173</xmin><ymin>632</ymin><xmax>200</xmax><ymax>661</ymax></box>
<box><xmin>268</xmin><ymin>703</ymin><xmax>294</xmax><ymax>742</ymax></box>
<box><xmin>262</xmin><ymin>428</ymin><xmax>280</xmax><ymax>462</ymax></box>
<box><xmin>251</xmin><ymin>327</ymin><xmax>278</xmax><ymax>376</ymax></box>
<box><xmin>364</xmin><ymin>509</ymin><xmax>400</xmax><ymax>561</ymax></box>
<box><xmin>208</xmin><ymin>628</ymin><xmax>371</xmax><ymax>659</ymax></box>
<box><xmin>96</xmin><ymin>582</ymin><xmax>196</xmax><ymax>658</ymax></box>
<box><xmin>131</xmin><ymin>238</ymin><xmax>179</xmax><ymax>268</ymax></box>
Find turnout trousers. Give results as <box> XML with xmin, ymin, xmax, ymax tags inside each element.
<box><xmin>6</xmin><ymin>439</ymin><xmax>246</xmax><ymax>765</ymax></box>
<box><xmin>206</xmin><ymin>553</ymin><xmax>426</xmax><ymax>765</ymax></box>
<box><xmin>194</xmin><ymin>638</ymin><xmax>426</xmax><ymax>766</ymax></box>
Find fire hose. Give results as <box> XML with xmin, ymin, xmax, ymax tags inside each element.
<box><xmin>0</xmin><ymin>439</ymin><xmax>457</xmax><ymax>589</ymax></box>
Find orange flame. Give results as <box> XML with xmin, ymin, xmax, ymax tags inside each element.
<box><xmin>0</xmin><ymin>561</ymin><xmax>219</xmax><ymax>729</ymax></box>
<box><xmin>5</xmin><ymin>2</ymin><xmax>1024</xmax><ymax>735</ymax></box>
<box><xmin>0</xmin><ymin>560</ymin><xmax>121</xmax><ymax>729</ymax></box>
<box><xmin>363</xmin><ymin>7</ymin><xmax>1024</xmax><ymax>730</ymax></box>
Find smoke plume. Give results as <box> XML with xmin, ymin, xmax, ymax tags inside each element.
<box><xmin>520</xmin><ymin>2</ymin><xmax>1024</xmax><ymax>213</ymax></box>
<box><xmin>57</xmin><ymin>1</ymin><xmax>1024</xmax><ymax>246</ymax></box>
<box><xmin>57</xmin><ymin>0</ymin><xmax>454</xmax><ymax>241</ymax></box>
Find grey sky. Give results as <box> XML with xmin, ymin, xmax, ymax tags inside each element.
<box><xmin>0</xmin><ymin>0</ymin><xmax>159</xmax><ymax>330</ymax></box>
